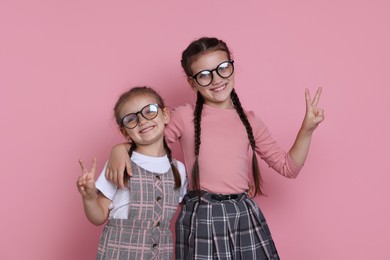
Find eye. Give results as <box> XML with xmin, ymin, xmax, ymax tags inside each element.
<box><xmin>147</xmin><ymin>104</ymin><xmax>158</xmax><ymax>113</ymax></box>
<box><xmin>218</xmin><ymin>62</ymin><xmax>229</xmax><ymax>72</ymax></box>
<box><xmin>143</xmin><ymin>104</ymin><xmax>158</xmax><ymax>119</ymax></box>
<box><xmin>197</xmin><ymin>71</ymin><xmax>211</xmax><ymax>80</ymax></box>
<box><xmin>123</xmin><ymin>114</ymin><xmax>137</xmax><ymax>125</ymax></box>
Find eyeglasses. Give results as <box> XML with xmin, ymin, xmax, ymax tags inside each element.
<box><xmin>121</xmin><ymin>104</ymin><xmax>159</xmax><ymax>129</ymax></box>
<box><xmin>190</xmin><ymin>60</ymin><xmax>234</xmax><ymax>87</ymax></box>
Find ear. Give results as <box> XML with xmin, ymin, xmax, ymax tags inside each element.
<box><xmin>187</xmin><ymin>77</ymin><xmax>198</xmax><ymax>92</ymax></box>
<box><xmin>120</xmin><ymin>127</ymin><xmax>131</xmax><ymax>140</ymax></box>
<box><xmin>162</xmin><ymin>107</ymin><xmax>170</xmax><ymax>124</ymax></box>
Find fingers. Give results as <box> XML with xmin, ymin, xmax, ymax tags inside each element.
<box><xmin>78</xmin><ymin>159</ymin><xmax>87</xmax><ymax>174</ymax></box>
<box><xmin>77</xmin><ymin>172</ymin><xmax>96</xmax><ymax>198</ymax></box>
<box><xmin>105</xmin><ymin>161</ymin><xmax>130</xmax><ymax>189</ymax></box>
<box><xmin>312</xmin><ymin>87</ymin><xmax>322</xmax><ymax>107</ymax></box>
<box><xmin>305</xmin><ymin>87</ymin><xmax>322</xmax><ymax>110</ymax></box>
<box><xmin>76</xmin><ymin>176</ymin><xmax>84</xmax><ymax>192</ymax></box>
<box><xmin>117</xmin><ymin>169</ymin><xmax>125</xmax><ymax>189</ymax></box>
<box><xmin>116</xmin><ymin>159</ymin><xmax>133</xmax><ymax>189</ymax></box>
<box><xmin>77</xmin><ymin>158</ymin><xmax>97</xmax><ymax>196</ymax></box>
<box><xmin>305</xmin><ymin>88</ymin><xmax>312</xmax><ymax>110</ymax></box>
<box><xmin>105</xmin><ymin>166</ymin><xmax>111</xmax><ymax>180</ymax></box>
<box><xmin>126</xmin><ymin>159</ymin><xmax>133</xmax><ymax>177</ymax></box>
<box><xmin>314</xmin><ymin>108</ymin><xmax>325</xmax><ymax>124</ymax></box>
<box><xmin>90</xmin><ymin>157</ymin><xmax>97</xmax><ymax>176</ymax></box>
<box><xmin>112</xmin><ymin>167</ymin><xmax>119</xmax><ymax>187</ymax></box>
<box><xmin>247</xmin><ymin>183</ymin><xmax>255</xmax><ymax>198</ymax></box>
<box><xmin>76</xmin><ymin>175</ymin><xmax>89</xmax><ymax>195</ymax></box>
<box><xmin>79</xmin><ymin>158</ymin><xmax>97</xmax><ymax>175</ymax></box>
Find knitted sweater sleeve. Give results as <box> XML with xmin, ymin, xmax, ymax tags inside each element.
<box><xmin>249</xmin><ymin>111</ymin><xmax>303</xmax><ymax>179</ymax></box>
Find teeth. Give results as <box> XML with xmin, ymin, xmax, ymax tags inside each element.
<box><xmin>213</xmin><ymin>85</ymin><xmax>225</xmax><ymax>91</ymax></box>
<box><xmin>140</xmin><ymin>126</ymin><xmax>154</xmax><ymax>133</ymax></box>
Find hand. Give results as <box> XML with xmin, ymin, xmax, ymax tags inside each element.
<box><xmin>288</xmin><ymin>88</ymin><xmax>324</xmax><ymax>166</ymax></box>
<box><xmin>105</xmin><ymin>143</ymin><xmax>132</xmax><ymax>189</ymax></box>
<box><xmin>77</xmin><ymin>158</ymin><xmax>98</xmax><ymax>200</ymax></box>
<box><xmin>247</xmin><ymin>183</ymin><xmax>256</xmax><ymax>198</ymax></box>
<box><xmin>302</xmin><ymin>87</ymin><xmax>325</xmax><ymax>133</ymax></box>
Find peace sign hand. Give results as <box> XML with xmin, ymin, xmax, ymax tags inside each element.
<box><xmin>302</xmin><ymin>87</ymin><xmax>325</xmax><ymax>133</ymax></box>
<box><xmin>77</xmin><ymin>158</ymin><xmax>98</xmax><ymax>200</ymax></box>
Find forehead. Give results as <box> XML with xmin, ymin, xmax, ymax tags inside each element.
<box><xmin>120</xmin><ymin>94</ymin><xmax>157</xmax><ymax>116</ymax></box>
<box><xmin>191</xmin><ymin>50</ymin><xmax>229</xmax><ymax>73</ymax></box>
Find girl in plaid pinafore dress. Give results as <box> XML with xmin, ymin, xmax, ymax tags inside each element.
<box><xmin>77</xmin><ymin>86</ymin><xmax>187</xmax><ymax>260</ymax></box>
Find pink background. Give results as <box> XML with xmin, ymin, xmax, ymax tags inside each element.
<box><xmin>1</xmin><ymin>1</ymin><xmax>389</xmax><ymax>259</ymax></box>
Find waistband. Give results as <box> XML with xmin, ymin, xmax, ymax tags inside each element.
<box><xmin>184</xmin><ymin>190</ymin><xmax>247</xmax><ymax>204</ymax></box>
<box><xmin>106</xmin><ymin>218</ymin><xmax>170</xmax><ymax>230</ymax></box>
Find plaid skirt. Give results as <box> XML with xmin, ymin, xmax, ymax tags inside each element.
<box><xmin>175</xmin><ymin>191</ymin><xmax>280</xmax><ymax>260</ymax></box>
<box><xmin>97</xmin><ymin>218</ymin><xmax>173</xmax><ymax>260</ymax></box>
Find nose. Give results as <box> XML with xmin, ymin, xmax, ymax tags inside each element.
<box><xmin>137</xmin><ymin>113</ymin><xmax>148</xmax><ymax>126</ymax></box>
<box><xmin>211</xmin><ymin>70</ymin><xmax>223</xmax><ymax>85</ymax></box>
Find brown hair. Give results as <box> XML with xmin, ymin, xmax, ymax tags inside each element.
<box><xmin>113</xmin><ymin>86</ymin><xmax>181</xmax><ymax>188</ymax></box>
<box><xmin>181</xmin><ymin>37</ymin><xmax>264</xmax><ymax>196</ymax></box>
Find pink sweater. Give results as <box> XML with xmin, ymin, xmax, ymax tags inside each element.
<box><xmin>165</xmin><ymin>103</ymin><xmax>302</xmax><ymax>194</ymax></box>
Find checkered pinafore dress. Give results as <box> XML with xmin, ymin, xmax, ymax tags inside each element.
<box><xmin>97</xmin><ymin>161</ymin><xmax>180</xmax><ymax>260</ymax></box>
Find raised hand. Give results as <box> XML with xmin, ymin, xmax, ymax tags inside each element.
<box><xmin>77</xmin><ymin>158</ymin><xmax>98</xmax><ymax>200</ymax></box>
<box><xmin>302</xmin><ymin>87</ymin><xmax>325</xmax><ymax>133</ymax></box>
<box><xmin>288</xmin><ymin>88</ymin><xmax>325</xmax><ymax>166</ymax></box>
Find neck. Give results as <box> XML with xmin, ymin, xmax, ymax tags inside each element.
<box><xmin>135</xmin><ymin>141</ymin><xmax>166</xmax><ymax>157</ymax></box>
<box><xmin>204</xmin><ymin>99</ymin><xmax>234</xmax><ymax>109</ymax></box>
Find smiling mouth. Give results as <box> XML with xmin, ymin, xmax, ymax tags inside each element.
<box><xmin>210</xmin><ymin>84</ymin><xmax>226</xmax><ymax>92</ymax></box>
<box><xmin>139</xmin><ymin>126</ymin><xmax>155</xmax><ymax>133</ymax></box>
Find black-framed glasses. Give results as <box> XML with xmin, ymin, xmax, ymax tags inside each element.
<box><xmin>190</xmin><ymin>60</ymin><xmax>234</xmax><ymax>87</ymax></box>
<box><xmin>121</xmin><ymin>104</ymin><xmax>159</xmax><ymax>129</ymax></box>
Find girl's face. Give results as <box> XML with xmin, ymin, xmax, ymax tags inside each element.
<box><xmin>188</xmin><ymin>50</ymin><xmax>235</xmax><ymax>109</ymax></box>
<box><xmin>119</xmin><ymin>94</ymin><xmax>169</xmax><ymax>148</ymax></box>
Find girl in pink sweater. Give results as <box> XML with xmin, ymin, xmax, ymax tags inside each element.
<box><xmin>106</xmin><ymin>37</ymin><xmax>324</xmax><ymax>259</ymax></box>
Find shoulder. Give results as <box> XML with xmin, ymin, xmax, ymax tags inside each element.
<box><xmin>242</xmin><ymin>109</ymin><xmax>271</xmax><ymax>139</ymax></box>
<box><xmin>171</xmin><ymin>103</ymin><xmax>194</xmax><ymax>116</ymax></box>
<box><xmin>245</xmin><ymin>109</ymin><xmax>267</xmax><ymax>128</ymax></box>
<box><xmin>168</xmin><ymin>103</ymin><xmax>194</xmax><ymax>128</ymax></box>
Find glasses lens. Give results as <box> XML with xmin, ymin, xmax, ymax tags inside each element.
<box><xmin>142</xmin><ymin>104</ymin><xmax>159</xmax><ymax>120</ymax></box>
<box><xmin>217</xmin><ymin>61</ymin><xmax>234</xmax><ymax>78</ymax></box>
<box><xmin>196</xmin><ymin>71</ymin><xmax>212</xmax><ymax>86</ymax></box>
<box><xmin>122</xmin><ymin>114</ymin><xmax>138</xmax><ymax>129</ymax></box>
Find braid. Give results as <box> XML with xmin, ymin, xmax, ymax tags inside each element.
<box><xmin>163</xmin><ymin>138</ymin><xmax>181</xmax><ymax>189</ymax></box>
<box><xmin>192</xmin><ymin>91</ymin><xmax>204</xmax><ymax>193</ymax></box>
<box><xmin>231</xmin><ymin>89</ymin><xmax>264</xmax><ymax>196</ymax></box>
<box><xmin>124</xmin><ymin>142</ymin><xmax>137</xmax><ymax>186</ymax></box>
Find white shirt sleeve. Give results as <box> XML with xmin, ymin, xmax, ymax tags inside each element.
<box><xmin>95</xmin><ymin>162</ymin><xmax>131</xmax><ymax>219</ymax></box>
<box><xmin>95</xmin><ymin>162</ymin><xmax>117</xmax><ymax>201</ymax></box>
<box><xmin>176</xmin><ymin>160</ymin><xmax>188</xmax><ymax>202</ymax></box>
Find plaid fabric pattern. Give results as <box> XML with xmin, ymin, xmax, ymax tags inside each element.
<box><xmin>97</xmin><ymin>162</ymin><xmax>180</xmax><ymax>260</ymax></box>
<box><xmin>175</xmin><ymin>192</ymin><xmax>280</xmax><ymax>260</ymax></box>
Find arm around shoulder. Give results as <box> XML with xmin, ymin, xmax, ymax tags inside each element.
<box><xmin>105</xmin><ymin>142</ymin><xmax>132</xmax><ymax>189</ymax></box>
